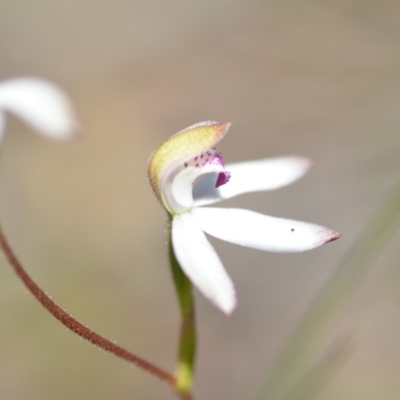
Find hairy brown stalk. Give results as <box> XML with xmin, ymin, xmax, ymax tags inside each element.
<box><xmin>0</xmin><ymin>223</ymin><xmax>178</xmax><ymax>390</ymax></box>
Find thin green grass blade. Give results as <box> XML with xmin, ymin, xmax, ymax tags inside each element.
<box><xmin>254</xmin><ymin>177</ymin><xmax>400</xmax><ymax>400</ymax></box>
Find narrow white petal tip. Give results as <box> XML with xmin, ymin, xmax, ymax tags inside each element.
<box><xmin>208</xmin><ymin>286</ymin><xmax>237</xmax><ymax>315</ymax></box>
<box><xmin>292</xmin><ymin>156</ymin><xmax>314</xmax><ymax>170</ymax></box>
<box><xmin>320</xmin><ymin>229</ymin><xmax>341</xmax><ymax>244</ymax></box>
<box><xmin>220</xmin><ymin>293</ymin><xmax>237</xmax><ymax>315</ymax></box>
<box><xmin>0</xmin><ymin>77</ymin><xmax>79</xmax><ymax>141</ymax></box>
<box><xmin>69</xmin><ymin>119</ymin><xmax>84</xmax><ymax>140</ymax></box>
<box><xmin>209</xmin><ymin>284</ymin><xmax>237</xmax><ymax>315</ymax></box>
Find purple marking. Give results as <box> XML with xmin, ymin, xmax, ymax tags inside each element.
<box><xmin>210</xmin><ymin>153</ymin><xmax>223</xmax><ymax>166</ymax></box>
<box><xmin>181</xmin><ymin>149</ymin><xmax>231</xmax><ymax>188</ymax></box>
<box><xmin>215</xmin><ymin>171</ymin><xmax>231</xmax><ymax>188</ymax></box>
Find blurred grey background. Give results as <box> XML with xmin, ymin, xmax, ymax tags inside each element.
<box><xmin>0</xmin><ymin>1</ymin><xmax>400</xmax><ymax>399</ymax></box>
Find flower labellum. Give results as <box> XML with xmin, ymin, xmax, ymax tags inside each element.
<box><xmin>0</xmin><ymin>77</ymin><xmax>80</xmax><ymax>142</ymax></box>
<box><xmin>149</xmin><ymin>121</ymin><xmax>340</xmax><ymax>314</ymax></box>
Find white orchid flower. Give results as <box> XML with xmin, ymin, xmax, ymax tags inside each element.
<box><xmin>149</xmin><ymin>121</ymin><xmax>340</xmax><ymax>314</ymax></box>
<box><xmin>0</xmin><ymin>77</ymin><xmax>80</xmax><ymax>141</ymax></box>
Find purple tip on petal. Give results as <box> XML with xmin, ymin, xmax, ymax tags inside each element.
<box><xmin>325</xmin><ymin>231</ymin><xmax>342</xmax><ymax>243</ymax></box>
<box><xmin>316</xmin><ymin>228</ymin><xmax>341</xmax><ymax>246</ymax></box>
<box><xmin>216</xmin><ymin>171</ymin><xmax>231</xmax><ymax>188</ymax></box>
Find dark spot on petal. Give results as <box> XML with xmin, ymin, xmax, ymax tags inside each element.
<box><xmin>184</xmin><ymin>162</ymin><xmax>188</xmax><ymax>168</ymax></box>
<box><xmin>291</xmin><ymin>228</ymin><xmax>295</xmax><ymax>232</ymax></box>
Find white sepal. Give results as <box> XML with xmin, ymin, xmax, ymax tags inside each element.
<box><xmin>0</xmin><ymin>78</ymin><xmax>80</xmax><ymax>140</ymax></box>
<box><xmin>193</xmin><ymin>156</ymin><xmax>312</xmax><ymax>206</ymax></box>
<box><xmin>192</xmin><ymin>207</ymin><xmax>340</xmax><ymax>253</ymax></box>
<box><xmin>172</xmin><ymin>212</ymin><xmax>236</xmax><ymax>314</ymax></box>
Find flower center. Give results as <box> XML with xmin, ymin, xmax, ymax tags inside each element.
<box><xmin>163</xmin><ymin>148</ymin><xmax>230</xmax><ymax>214</ymax></box>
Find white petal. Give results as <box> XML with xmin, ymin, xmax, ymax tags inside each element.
<box><xmin>0</xmin><ymin>78</ymin><xmax>80</xmax><ymax>140</ymax></box>
<box><xmin>172</xmin><ymin>212</ymin><xmax>236</xmax><ymax>314</ymax></box>
<box><xmin>192</xmin><ymin>207</ymin><xmax>340</xmax><ymax>252</ymax></box>
<box><xmin>193</xmin><ymin>156</ymin><xmax>312</xmax><ymax>206</ymax></box>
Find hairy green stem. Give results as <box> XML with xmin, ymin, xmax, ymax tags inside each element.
<box><xmin>168</xmin><ymin>216</ymin><xmax>197</xmax><ymax>397</ymax></box>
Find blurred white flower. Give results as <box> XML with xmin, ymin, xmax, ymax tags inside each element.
<box><xmin>0</xmin><ymin>77</ymin><xmax>80</xmax><ymax>141</ymax></box>
<box><xmin>149</xmin><ymin>121</ymin><xmax>341</xmax><ymax>314</ymax></box>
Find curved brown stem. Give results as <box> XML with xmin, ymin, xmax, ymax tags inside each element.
<box><xmin>0</xmin><ymin>223</ymin><xmax>177</xmax><ymax>389</ymax></box>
